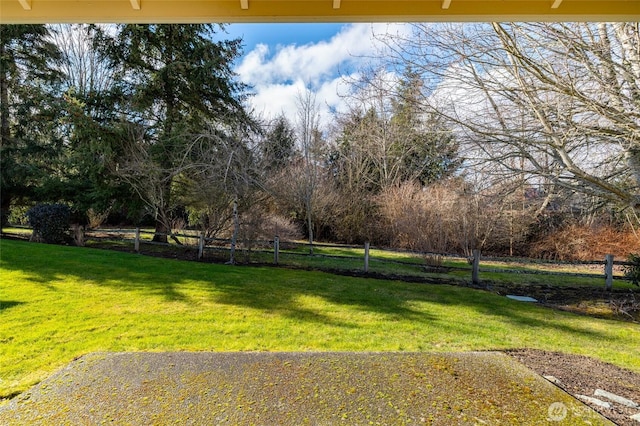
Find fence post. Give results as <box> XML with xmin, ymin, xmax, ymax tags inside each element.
<box><xmin>274</xmin><ymin>236</ymin><xmax>280</xmax><ymax>265</ymax></box>
<box><xmin>198</xmin><ymin>233</ymin><xmax>205</xmax><ymax>260</ymax></box>
<box><xmin>605</xmin><ymin>254</ymin><xmax>614</xmax><ymax>291</ymax></box>
<box><xmin>134</xmin><ymin>228</ymin><xmax>140</xmax><ymax>253</ymax></box>
<box><xmin>472</xmin><ymin>249</ymin><xmax>481</xmax><ymax>286</ymax></box>
<box><xmin>364</xmin><ymin>242</ymin><xmax>370</xmax><ymax>273</ymax></box>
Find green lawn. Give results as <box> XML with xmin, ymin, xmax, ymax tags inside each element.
<box><xmin>1</xmin><ymin>238</ymin><xmax>639</xmax><ymax>403</ymax></box>
<box><xmin>6</xmin><ymin>226</ymin><xmax>633</xmax><ymax>289</ymax></box>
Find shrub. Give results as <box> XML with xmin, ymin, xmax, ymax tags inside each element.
<box><xmin>375</xmin><ymin>180</ymin><xmax>502</xmax><ymax>255</ymax></box>
<box><xmin>260</xmin><ymin>214</ymin><xmax>302</xmax><ymax>242</ymax></box>
<box><xmin>623</xmin><ymin>253</ymin><xmax>640</xmax><ymax>287</ymax></box>
<box><xmin>529</xmin><ymin>224</ymin><xmax>640</xmax><ymax>261</ymax></box>
<box><xmin>8</xmin><ymin>205</ymin><xmax>32</xmax><ymax>226</ymax></box>
<box><xmin>26</xmin><ymin>204</ymin><xmax>71</xmax><ymax>244</ymax></box>
<box><xmin>87</xmin><ymin>207</ymin><xmax>111</xmax><ymax>229</ymax></box>
<box><xmin>424</xmin><ymin>254</ymin><xmax>444</xmax><ymax>268</ymax></box>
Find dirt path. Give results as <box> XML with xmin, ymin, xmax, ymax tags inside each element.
<box><xmin>0</xmin><ymin>351</ymin><xmax>612</xmax><ymax>425</ymax></box>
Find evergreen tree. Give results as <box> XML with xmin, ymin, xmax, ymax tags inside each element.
<box><xmin>390</xmin><ymin>68</ymin><xmax>460</xmax><ymax>186</ymax></box>
<box><xmin>331</xmin><ymin>70</ymin><xmax>460</xmax><ymax>195</ymax></box>
<box><xmin>52</xmin><ymin>24</ymin><xmax>136</xmax><ymax>221</ymax></box>
<box><xmin>101</xmin><ymin>24</ymin><xmax>250</xmax><ymax>241</ymax></box>
<box><xmin>0</xmin><ymin>25</ymin><xmax>63</xmax><ymax>226</ymax></box>
<box><xmin>262</xmin><ymin>114</ymin><xmax>296</xmax><ymax>172</ymax></box>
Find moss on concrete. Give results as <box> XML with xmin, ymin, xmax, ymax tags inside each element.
<box><xmin>0</xmin><ymin>351</ymin><xmax>612</xmax><ymax>425</ymax></box>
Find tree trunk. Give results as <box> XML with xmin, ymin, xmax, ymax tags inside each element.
<box><xmin>229</xmin><ymin>197</ymin><xmax>239</xmax><ymax>264</ymax></box>
<box><xmin>152</xmin><ymin>219</ymin><xmax>169</xmax><ymax>243</ymax></box>
<box><xmin>0</xmin><ymin>39</ymin><xmax>12</xmax><ymax>228</ymax></box>
<box><xmin>306</xmin><ymin>201</ymin><xmax>314</xmax><ymax>255</ymax></box>
<box><xmin>0</xmin><ymin>38</ymin><xmax>9</xmax><ymax>146</ymax></box>
<box><xmin>0</xmin><ymin>194</ymin><xmax>11</xmax><ymax>228</ymax></box>
<box><xmin>152</xmin><ymin>174</ymin><xmax>174</xmax><ymax>243</ymax></box>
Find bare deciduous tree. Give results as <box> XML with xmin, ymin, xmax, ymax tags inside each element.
<box><xmin>176</xmin><ymin>124</ymin><xmax>265</xmax><ymax>263</ymax></box>
<box><xmin>378</xmin><ymin>22</ymin><xmax>640</xmax><ymax>215</ymax></box>
<box><xmin>49</xmin><ymin>24</ymin><xmax>115</xmax><ymax>96</ymax></box>
<box><xmin>296</xmin><ymin>88</ymin><xmax>323</xmax><ymax>253</ymax></box>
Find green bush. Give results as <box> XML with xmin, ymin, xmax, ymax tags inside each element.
<box><xmin>26</xmin><ymin>204</ymin><xmax>71</xmax><ymax>244</ymax></box>
<box><xmin>8</xmin><ymin>204</ymin><xmax>31</xmax><ymax>226</ymax></box>
<box><xmin>623</xmin><ymin>253</ymin><xmax>640</xmax><ymax>287</ymax></box>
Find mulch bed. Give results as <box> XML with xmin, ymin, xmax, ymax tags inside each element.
<box><xmin>507</xmin><ymin>349</ymin><xmax>640</xmax><ymax>426</ymax></box>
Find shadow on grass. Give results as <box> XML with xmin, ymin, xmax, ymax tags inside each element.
<box><xmin>0</xmin><ymin>239</ymin><xmax>624</xmax><ymax>342</ymax></box>
<box><xmin>212</xmin><ymin>275</ymin><xmax>438</xmax><ymax>327</ymax></box>
<box><xmin>0</xmin><ymin>301</ymin><xmax>24</xmax><ymax>312</ymax></box>
<box><xmin>467</xmin><ymin>298</ymin><xmax>608</xmax><ymax>340</ymax></box>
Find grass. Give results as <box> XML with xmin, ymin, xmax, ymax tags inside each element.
<box><xmin>1</xmin><ymin>238</ymin><xmax>639</xmax><ymax>403</ymax></box>
<box><xmin>247</xmin><ymin>246</ymin><xmax>636</xmax><ymax>289</ymax></box>
<box><xmin>6</xmin><ymin>226</ymin><xmax>634</xmax><ymax>289</ymax></box>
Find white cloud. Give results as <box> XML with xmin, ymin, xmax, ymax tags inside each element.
<box><xmin>236</xmin><ymin>23</ymin><xmax>410</xmax><ymax>129</ymax></box>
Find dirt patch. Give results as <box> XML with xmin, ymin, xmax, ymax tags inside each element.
<box><xmin>0</xmin><ymin>352</ymin><xmax>612</xmax><ymax>425</ymax></box>
<box><xmin>507</xmin><ymin>349</ymin><xmax>640</xmax><ymax>426</ymax></box>
<box><xmin>488</xmin><ymin>282</ymin><xmax>640</xmax><ymax>323</ymax></box>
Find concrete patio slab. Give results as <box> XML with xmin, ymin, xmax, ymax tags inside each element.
<box><xmin>0</xmin><ymin>351</ymin><xmax>612</xmax><ymax>425</ymax></box>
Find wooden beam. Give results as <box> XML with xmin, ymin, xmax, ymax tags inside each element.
<box><xmin>333</xmin><ymin>0</ymin><xmax>341</xmax><ymax>9</ymax></box>
<box><xmin>129</xmin><ymin>0</ymin><xmax>141</xmax><ymax>10</ymax></box>
<box><xmin>2</xmin><ymin>0</ymin><xmax>639</xmax><ymax>24</ymax></box>
<box><xmin>18</xmin><ymin>0</ymin><xmax>31</xmax><ymax>10</ymax></box>
<box><xmin>442</xmin><ymin>0</ymin><xmax>452</xmax><ymax>10</ymax></box>
<box><xmin>240</xmin><ymin>0</ymin><xmax>249</xmax><ymax>10</ymax></box>
<box><xmin>551</xmin><ymin>0</ymin><xmax>563</xmax><ymax>9</ymax></box>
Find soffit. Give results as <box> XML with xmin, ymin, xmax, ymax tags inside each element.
<box><xmin>1</xmin><ymin>0</ymin><xmax>639</xmax><ymax>24</ymax></box>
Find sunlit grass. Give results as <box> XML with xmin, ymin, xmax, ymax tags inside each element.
<box><xmin>0</xmin><ymin>227</ymin><xmax>31</xmax><ymax>237</ymax></box>
<box><xmin>4</xmin><ymin>225</ymin><xmax>633</xmax><ymax>289</ymax></box>
<box><xmin>1</xmin><ymin>239</ymin><xmax>639</xmax><ymax>402</ymax></box>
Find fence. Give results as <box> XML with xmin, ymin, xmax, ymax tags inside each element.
<box><xmin>3</xmin><ymin>225</ymin><xmax>635</xmax><ymax>290</ymax></box>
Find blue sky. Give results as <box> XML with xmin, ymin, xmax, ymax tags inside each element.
<box><xmin>222</xmin><ymin>23</ymin><xmax>410</xmax><ymax>126</ymax></box>
<box><xmin>226</xmin><ymin>23</ymin><xmax>346</xmax><ymax>53</ymax></box>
